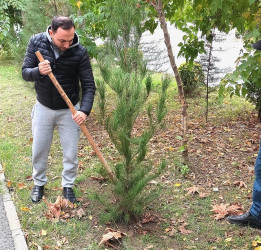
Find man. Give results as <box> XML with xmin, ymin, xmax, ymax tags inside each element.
<box><xmin>227</xmin><ymin>39</ymin><xmax>261</xmax><ymax>228</ymax></box>
<box><xmin>22</xmin><ymin>16</ymin><xmax>95</xmax><ymax>203</ymax></box>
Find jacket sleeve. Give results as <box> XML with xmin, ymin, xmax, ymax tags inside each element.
<box><xmin>22</xmin><ymin>35</ymin><xmax>42</xmax><ymax>82</ymax></box>
<box><xmin>78</xmin><ymin>47</ymin><xmax>96</xmax><ymax>116</ymax></box>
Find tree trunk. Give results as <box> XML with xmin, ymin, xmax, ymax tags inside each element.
<box><xmin>205</xmin><ymin>41</ymin><xmax>213</xmax><ymax>123</ymax></box>
<box><xmin>151</xmin><ymin>0</ymin><xmax>189</xmax><ymax>164</ymax></box>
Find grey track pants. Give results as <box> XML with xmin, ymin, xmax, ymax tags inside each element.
<box><xmin>31</xmin><ymin>101</ymin><xmax>80</xmax><ymax>187</ymax></box>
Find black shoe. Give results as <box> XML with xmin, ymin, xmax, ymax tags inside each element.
<box><xmin>227</xmin><ymin>212</ymin><xmax>261</xmax><ymax>229</ymax></box>
<box><xmin>63</xmin><ymin>187</ymin><xmax>77</xmax><ymax>203</ymax></box>
<box><xmin>31</xmin><ymin>185</ymin><xmax>44</xmax><ymax>203</ymax></box>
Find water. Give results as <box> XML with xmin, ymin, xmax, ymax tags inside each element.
<box><xmin>140</xmin><ymin>23</ymin><xmax>244</xmax><ymax>85</ymax></box>
<box><xmin>96</xmin><ymin>23</ymin><xmax>244</xmax><ymax>85</ymax></box>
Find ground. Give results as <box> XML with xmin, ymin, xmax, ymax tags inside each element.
<box><xmin>64</xmin><ymin>98</ymin><xmax>261</xmax><ymax>249</ymax></box>
<box><xmin>1</xmin><ymin>64</ymin><xmax>261</xmax><ymax>249</ymax></box>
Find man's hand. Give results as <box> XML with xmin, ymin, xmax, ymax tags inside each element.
<box><xmin>72</xmin><ymin>111</ymin><xmax>87</xmax><ymax>125</ymax></box>
<box><xmin>38</xmin><ymin>60</ymin><xmax>52</xmax><ymax>75</ymax></box>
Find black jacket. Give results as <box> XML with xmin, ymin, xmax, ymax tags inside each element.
<box><xmin>22</xmin><ymin>28</ymin><xmax>95</xmax><ymax>115</ymax></box>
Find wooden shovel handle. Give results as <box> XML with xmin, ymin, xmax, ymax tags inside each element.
<box><xmin>35</xmin><ymin>51</ymin><xmax>116</xmax><ymax>183</ymax></box>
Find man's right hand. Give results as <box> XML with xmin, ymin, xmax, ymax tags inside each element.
<box><xmin>38</xmin><ymin>60</ymin><xmax>52</xmax><ymax>75</ymax></box>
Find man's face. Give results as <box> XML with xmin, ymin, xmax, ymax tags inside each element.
<box><xmin>49</xmin><ymin>27</ymin><xmax>75</xmax><ymax>51</ymax></box>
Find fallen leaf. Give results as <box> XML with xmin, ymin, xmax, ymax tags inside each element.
<box><xmin>18</xmin><ymin>182</ymin><xmax>26</xmax><ymax>190</ymax></box>
<box><xmin>141</xmin><ymin>213</ymin><xmax>160</xmax><ymax>224</ymax></box>
<box><xmin>21</xmin><ymin>207</ymin><xmax>31</xmax><ymax>212</ymax></box>
<box><xmin>25</xmin><ymin>176</ymin><xmax>33</xmax><ymax>181</ymax></box>
<box><xmin>40</xmin><ymin>229</ymin><xmax>47</xmax><ymax>236</ymax></box>
<box><xmin>99</xmin><ymin>228</ymin><xmax>126</xmax><ymax>248</ymax></box>
<box><xmin>226</xmin><ymin>204</ymin><xmax>244</xmax><ymax>215</ymax></box>
<box><xmin>43</xmin><ymin>196</ymin><xmax>70</xmax><ymax>220</ymax></box>
<box><xmin>179</xmin><ymin>223</ymin><xmax>192</xmax><ymax>235</ymax></box>
<box><xmin>6</xmin><ymin>180</ymin><xmax>13</xmax><ymax>188</ymax></box>
<box><xmin>225</xmin><ymin>237</ymin><xmax>232</xmax><ymax>242</ymax></box>
<box><xmin>90</xmin><ymin>151</ymin><xmax>96</xmax><ymax>156</ymax></box>
<box><xmin>76</xmin><ymin>208</ymin><xmax>86</xmax><ymax>219</ymax></box>
<box><xmin>252</xmin><ymin>240</ymin><xmax>261</xmax><ymax>247</ymax></box>
<box><xmin>199</xmin><ymin>192</ymin><xmax>210</xmax><ymax>198</ymax></box>
<box><xmin>148</xmin><ymin>180</ymin><xmax>158</xmax><ymax>185</ymax></box>
<box><xmin>212</xmin><ymin>203</ymin><xmax>244</xmax><ymax>220</ymax></box>
<box><xmin>186</xmin><ymin>186</ymin><xmax>199</xmax><ymax>195</ymax></box>
<box><xmin>234</xmin><ymin>181</ymin><xmax>248</xmax><ymax>189</ymax></box>
<box><xmin>90</xmin><ymin>176</ymin><xmax>105</xmax><ymax>182</ymax></box>
<box><xmin>212</xmin><ymin>203</ymin><xmax>229</xmax><ymax>220</ymax></box>
<box><xmin>165</xmin><ymin>227</ymin><xmax>177</xmax><ymax>237</ymax></box>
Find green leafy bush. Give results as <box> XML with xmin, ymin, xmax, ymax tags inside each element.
<box><xmin>178</xmin><ymin>62</ymin><xmax>205</xmax><ymax>97</ymax></box>
<box><xmin>220</xmin><ymin>50</ymin><xmax>261</xmax><ymax>121</ymax></box>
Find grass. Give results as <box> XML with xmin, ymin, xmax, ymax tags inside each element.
<box><xmin>0</xmin><ymin>62</ymin><xmax>260</xmax><ymax>249</ymax></box>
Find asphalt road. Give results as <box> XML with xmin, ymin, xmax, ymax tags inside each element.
<box><xmin>0</xmin><ymin>194</ymin><xmax>15</xmax><ymax>250</ymax></box>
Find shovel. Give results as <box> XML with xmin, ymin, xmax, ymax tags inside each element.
<box><xmin>35</xmin><ymin>51</ymin><xmax>116</xmax><ymax>183</ymax></box>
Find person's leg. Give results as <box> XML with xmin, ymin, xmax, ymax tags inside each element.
<box><xmin>250</xmin><ymin>138</ymin><xmax>261</xmax><ymax>219</ymax></box>
<box><xmin>32</xmin><ymin>102</ymin><xmax>55</xmax><ymax>186</ymax></box>
<box><xmin>227</xmin><ymin>138</ymin><xmax>261</xmax><ymax>228</ymax></box>
<box><xmin>56</xmin><ymin>105</ymin><xmax>80</xmax><ymax>188</ymax></box>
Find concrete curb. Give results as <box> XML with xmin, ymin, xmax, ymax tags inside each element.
<box><xmin>0</xmin><ymin>164</ymin><xmax>28</xmax><ymax>250</ymax></box>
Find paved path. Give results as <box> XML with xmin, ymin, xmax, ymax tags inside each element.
<box><xmin>0</xmin><ymin>195</ymin><xmax>15</xmax><ymax>250</ymax></box>
<box><xmin>0</xmin><ymin>164</ymin><xmax>28</xmax><ymax>250</ymax></box>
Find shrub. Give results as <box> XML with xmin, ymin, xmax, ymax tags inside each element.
<box><xmin>244</xmin><ymin>77</ymin><xmax>261</xmax><ymax>120</ymax></box>
<box><xmin>178</xmin><ymin>62</ymin><xmax>205</xmax><ymax>97</ymax></box>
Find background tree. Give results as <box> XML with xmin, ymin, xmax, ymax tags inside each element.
<box><xmin>69</xmin><ymin>0</ymin><xmax>107</xmax><ymax>58</ymax></box>
<box><xmin>145</xmin><ymin>0</ymin><xmax>189</xmax><ymax>164</ymax></box>
<box><xmin>161</xmin><ymin>0</ymin><xmax>260</xmax><ymax>119</ymax></box>
<box><xmin>95</xmin><ymin>0</ymin><xmax>169</xmax><ymax>223</ymax></box>
<box><xmin>199</xmin><ymin>30</ymin><xmax>229</xmax><ymax>122</ymax></box>
<box><xmin>0</xmin><ymin>0</ymin><xmax>71</xmax><ymax>60</ymax></box>
<box><xmin>0</xmin><ymin>0</ymin><xmax>25</xmax><ymax>57</ymax></box>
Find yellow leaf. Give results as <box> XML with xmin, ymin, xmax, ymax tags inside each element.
<box><xmin>174</xmin><ymin>183</ymin><xmax>181</xmax><ymax>187</ymax></box>
<box><xmin>255</xmin><ymin>247</ymin><xmax>261</xmax><ymax>250</ymax></box>
<box><xmin>6</xmin><ymin>180</ymin><xmax>13</xmax><ymax>188</ymax></box>
<box><xmin>89</xmin><ymin>215</ymin><xmax>93</xmax><ymax>220</ymax></box>
<box><xmin>21</xmin><ymin>207</ymin><xmax>31</xmax><ymax>212</ymax></box>
<box><xmin>77</xmin><ymin>1</ymin><xmax>82</xmax><ymax>9</ymax></box>
<box><xmin>40</xmin><ymin>229</ymin><xmax>47</xmax><ymax>236</ymax></box>
<box><xmin>168</xmin><ymin>147</ymin><xmax>175</xmax><ymax>151</ymax></box>
<box><xmin>225</xmin><ymin>237</ymin><xmax>232</xmax><ymax>242</ymax></box>
<box><xmin>252</xmin><ymin>240</ymin><xmax>261</xmax><ymax>247</ymax></box>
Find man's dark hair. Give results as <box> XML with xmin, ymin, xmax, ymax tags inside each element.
<box><xmin>51</xmin><ymin>16</ymin><xmax>75</xmax><ymax>33</ymax></box>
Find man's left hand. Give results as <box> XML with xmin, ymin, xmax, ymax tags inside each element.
<box><xmin>72</xmin><ymin>111</ymin><xmax>87</xmax><ymax>125</ymax></box>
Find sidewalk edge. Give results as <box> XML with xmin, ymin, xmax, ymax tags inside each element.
<box><xmin>0</xmin><ymin>164</ymin><xmax>28</xmax><ymax>250</ymax></box>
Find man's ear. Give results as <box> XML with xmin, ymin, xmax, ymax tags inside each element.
<box><xmin>49</xmin><ymin>29</ymin><xmax>53</xmax><ymax>38</ymax></box>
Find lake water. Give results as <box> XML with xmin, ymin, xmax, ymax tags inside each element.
<box><xmin>96</xmin><ymin>23</ymin><xmax>244</xmax><ymax>85</ymax></box>
<box><xmin>140</xmin><ymin>23</ymin><xmax>244</xmax><ymax>85</ymax></box>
